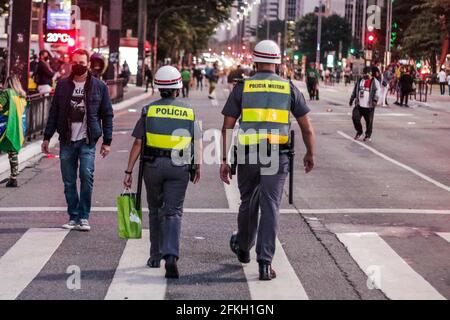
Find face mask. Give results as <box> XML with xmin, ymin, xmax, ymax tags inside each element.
<box><xmin>72</xmin><ymin>64</ymin><xmax>88</xmax><ymax>76</ymax></box>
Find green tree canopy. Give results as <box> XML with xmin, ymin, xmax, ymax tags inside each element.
<box><xmin>123</xmin><ymin>0</ymin><xmax>233</xmax><ymax>62</ymax></box>
<box><xmin>296</xmin><ymin>13</ymin><xmax>351</xmax><ymax>65</ymax></box>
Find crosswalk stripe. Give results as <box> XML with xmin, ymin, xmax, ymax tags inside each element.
<box><xmin>337</xmin><ymin>232</ymin><xmax>446</xmax><ymax>300</ymax></box>
<box><xmin>223</xmin><ymin>172</ymin><xmax>308</xmax><ymax>299</ymax></box>
<box><xmin>104</xmin><ymin>230</ymin><xmax>166</xmax><ymax>300</ymax></box>
<box><xmin>0</xmin><ymin>228</ymin><xmax>69</xmax><ymax>300</ymax></box>
<box><xmin>436</xmin><ymin>233</ymin><xmax>450</xmax><ymax>243</ymax></box>
<box><xmin>243</xmin><ymin>238</ymin><xmax>309</xmax><ymax>300</ymax></box>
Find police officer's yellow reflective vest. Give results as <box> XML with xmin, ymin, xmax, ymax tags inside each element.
<box><xmin>238</xmin><ymin>73</ymin><xmax>291</xmax><ymax>145</ymax></box>
<box><xmin>145</xmin><ymin>99</ymin><xmax>195</xmax><ymax>151</ymax></box>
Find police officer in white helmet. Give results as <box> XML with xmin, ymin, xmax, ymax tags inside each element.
<box><xmin>124</xmin><ymin>65</ymin><xmax>202</xmax><ymax>279</ymax></box>
<box><xmin>220</xmin><ymin>40</ymin><xmax>316</xmax><ymax>280</ymax></box>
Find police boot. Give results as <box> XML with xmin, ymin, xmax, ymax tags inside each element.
<box><xmin>5</xmin><ymin>178</ymin><xmax>18</xmax><ymax>188</ymax></box>
<box><xmin>230</xmin><ymin>233</ymin><xmax>250</xmax><ymax>264</ymax></box>
<box><xmin>164</xmin><ymin>255</ymin><xmax>179</xmax><ymax>279</ymax></box>
<box><xmin>147</xmin><ymin>257</ymin><xmax>161</xmax><ymax>268</ymax></box>
<box><xmin>259</xmin><ymin>263</ymin><xmax>277</xmax><ymax>281</ymax></box>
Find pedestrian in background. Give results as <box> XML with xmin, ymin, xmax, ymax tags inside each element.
<box><xmin>381</xmin><ymin>65</ymin><xmax>394</xmax><ymax>107</ymax></box>
<box><xmin>399</xmin><ymin>68</ymin><xmax>414</xmax><ymax>108</ymax></box>
<box><xmin>123</xmin><ymin>66</ymin><xmax>202</xmax><ymax>279</ymax></box>
<box><xmin>144</xmin><ymin>65</ymin><xmax>154</xmax><ymax>94</ymax></box>
<box><xmin>41</xmin><ymin>49</ymin><xmax>114</xmax><ymax>232</ymax></box>
<box><xmin>181</xmin><ymin>67</ymin><xmax>191</xmax><ymax>98</ymax></box>
<box><xmin>207</xmin><ymin>62</ymin><xmax>219</xmax><ymax>99</ymax></box>
<box><xmin>306</xmin><ymin>63</ymin><xmax>320</xmax><ymax>101</ymax></box>
<box><xmin>193</xmin><ymin>65</ymin><xmax>203</xmax><ymax>91</ymax></box>
<box><xmin>121</xmin><ymin>61</ymin><xmax>131</xmax><ymax>87</ymax></box>
<box><xmin>58</xmin><ymin>54</ymin><xmax>72</xmax><ymax>80</ymax></box>
<box><xmin>350</xmin><ymin>67</ymin><xmax>380</xmax><ymax>142</ymax></box>
<box><xmin>35</xmin><ymin>50</ymin><xmax>55</xmax><ymax>94</ymax></box>
<box><xmin>438</xmin><ymin>68</ymin><xmax>447</xmax><ymax>95</ymax></box>
<box><xmin>0</xmin><ymin>75</ymin><xmax>27</xmax><ymax>188</ymax></box>
<box><xmin>447</xmin><ymin>71</ymin><xmax>450</xmax><ymax>95</ymax></box>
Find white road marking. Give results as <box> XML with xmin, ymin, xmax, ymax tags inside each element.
<box><xmin>338</xmin><ymin>131</ymin><xmax>450</xmax><ymax>193</ymax></box>
<box><xmin>337</xmin><ymin>232</ymin><xmax>446</xmax><ymax>300</ymax></box>
<box><xmin>243</xmin><ymin>238</ymin><xmax>309</xmax><ymax>300</ymax></box>
<box><xmin>0</xmin><ymin>228</ymin><xmax>69</xmax><ymax>300</ymax></box>
<box><xmin>224</xmin><ymin>180</ymin><xmax>241</xmax><ymax>212</ymax></box>
<box><xmin>436</xmin><ymin>233</ymin><xmax>450</xmax><ymax>243</ymax></box>
<box><xmin>224</xmin><ymin>168</ymin><xmax>308</xmax><ymax>299</ymax></box>
<box><xmin>310</xmin><ymin>113</ymin><xmax>411</xmax><ymax>117</ymax></box>
<box><xmin>104</xmin><ymin>230</ymin><xmax>166</xmax><ymax>300</ymax></box>
<box><xmin>1</xmin><ymin>207</ymin><xmax>449</xmax><ymax>215</ymax></box>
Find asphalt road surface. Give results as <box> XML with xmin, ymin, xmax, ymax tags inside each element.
<box><xmin>0</xmin><ymin>82</ymin><xmax>449</xmax><ymax>300</ymax></box>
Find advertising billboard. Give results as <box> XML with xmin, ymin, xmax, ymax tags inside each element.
<box><xmin>46</xmin><ymin>0</ymin><xmax>72</xmax><ymax>31</ymax></box>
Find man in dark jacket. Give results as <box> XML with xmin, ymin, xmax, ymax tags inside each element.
<box><xmin>35</xmin><ymin>50</ymin><xmax>55</xmax><ymax>94</ymax></box>
<box><xmin>41</xmin><ymin>49</ymin><xmax>114</xmax><ymax>232</ymax></box>
<box><xmin>399</xmin><ymin>68</ymin><xmax>414</xmax><ymax>107</ymax></box>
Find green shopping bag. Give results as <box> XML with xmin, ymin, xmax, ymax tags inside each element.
<box><xmin>116</xmin><ymin>189</ymin><xmax>142</xmax><ymax>239</ymax></box>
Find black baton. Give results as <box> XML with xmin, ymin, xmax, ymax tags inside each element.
<box><xmin>288</xmin><ymin>130</ymin><xmax>295</xmax><ymax>205</ymax></box>
<box><xmin>136</xmin><ymin>138</ymin><xmax>145</xmax><ymax>211</ymax></box>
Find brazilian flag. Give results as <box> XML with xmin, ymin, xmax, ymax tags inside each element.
<box><xmin>0</xmin><ymin>89</ymin><xmax>27</xmax><ymax>153</ymax></box>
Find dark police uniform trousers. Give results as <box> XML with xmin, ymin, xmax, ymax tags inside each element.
<box><xmin>143</xmin><ymin>157</ymin><xmax>190</xmax><ymax>261</ymax></box>
<box><xmin>236</xmin><ymin>153</ymin><xmax>289</xmax><ymax>264</ymax></box>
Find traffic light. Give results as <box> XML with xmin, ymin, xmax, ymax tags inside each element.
<box><xmin>350</xmin><ymin>48</ymin><xmax>356</xmax><ymax>55</ymax></box>
<box><xmin>366</xmin><ymin>32</ymin><xmax>376</xmax><ymax>50</ymax></box>
<box><xmin>416</xmin><ymin>61</ymin><xmax>422</xmax><ymax>69</ymax></box>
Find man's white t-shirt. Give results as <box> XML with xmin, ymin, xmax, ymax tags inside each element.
<box><xmin>438</xmin><ymin>71</ymin><xmax>447</xmax><ymax>83</ymax></box>
<box><xmin>358</xmin><ymin>78</ymin><xmax>380</xmax><ymax>108</ymax></box>
<box><xmin>447</xmin><ymin>75</ymin><xmax>450</xmax><ymax>85</ymax></box>
<box><xmin>70</xmin><ymin>81</ymin><xmax>87</xmax><ymax>142</ymax></box>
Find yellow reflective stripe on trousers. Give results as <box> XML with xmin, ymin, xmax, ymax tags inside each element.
<box><xmin>243</xmin><ymin>80</ymin><xmax>290</xmax><ymax>94</ymax></box>
<box><xmin>238</xmin><ymin>133</ymin><xmax>289</xmax><ymax>145</ymax></box>
<box><xmin>147</xmin><ymin>105</ymin><xmax>195</xmax><ymax>121</ymax></box>
<box><xmin>146</xmin><ymin>132</ymin><xmax>192</xmax><ymax>150</ymax></box>
<box><xmin>242</xmin><ymin>108</ymin><xmax>289</xmax><ymax>124</ymax></box>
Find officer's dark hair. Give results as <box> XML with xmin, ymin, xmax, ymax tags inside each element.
<box><xmin>160</xmin><ymin>89</ymin><xmax>177</xmax><ymax>98</ymax></box>
<box><xmin>363</xmin><ymin>66</ymin><xmax>372</xmax><ymax>75</ymax></box>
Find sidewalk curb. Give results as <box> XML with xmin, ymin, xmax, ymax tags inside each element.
<box><xmin>113</xmin><ymin>91</ymin><xmax>154</xmax><ymax>111</ymax></box>
<box><xmin>0</xmin><ymin>91</ymin><xmax>153</xmax><ymax>179</ymax></box>
<box><xmin>0</xmin><ymin>136</ymin><xmax>59</xmax><ymax>180</ymax></box>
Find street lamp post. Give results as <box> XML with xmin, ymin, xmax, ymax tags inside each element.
<box><xmin>136</xmin><ymin>0</ymin><xmax>147</xmax><ymax>87</ymax></box>
<box><xmin>316</xmin><ymin>0</ymin><xmax>323</xmax><ymax>70</ymax></box>
<box><xmin>152</xmin><ymin>5</ymin><xmax>192</xmax><ymax>73</ymax></box>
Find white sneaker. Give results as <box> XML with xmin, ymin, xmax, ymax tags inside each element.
<box><xmin>62</xmin><ymin>220</ymin><xmax>78</xmax><ymax>230</ymax></box>
<box><xmin>77</xmin><ymin>219</ymin><xmax>91</xmax><ymax>232</ymax></box>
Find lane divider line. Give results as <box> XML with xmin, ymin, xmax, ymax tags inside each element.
<box><xmin>338</xmin><ymin>131</ymin><xmax>450</xmax><ymax>193</ymax></box>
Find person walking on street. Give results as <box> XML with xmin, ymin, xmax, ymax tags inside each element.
<box><xmin>193</xmin><ymin>65</ymin><xmax>203</xmax><ymax>91</ymax></box>
<box><xmin>145</xmin><ymin>65</ymin><xmax>154</xmax><ymax>94</ymax></box>
<box><xmin>207</xmin><ymin>62</ymin><xmax>219</xmax><ymax>99</ymax></box>
<box><xmin>181</xmin><ymin>67</ymin><xmax>191</xmax><ymax>98</ymax></box>
<box><xmin>399</xmin><ymin>68</ymin><xmax>414</xmax><ymax>107</ymax></box>
<box><xmin>58</xmin><ymin>54</ymin><xmax>72</xmax><ymax>80</ymax></box>
<box><xmin>306</xmin><ymin>63</ymin><xmax>320</xmax><ymax>101</ymax></box>
<box><xmin>438</xmin><ymin>69</ymin><xmax>447</xmax><ymax>95</ymax></box>
<box><xmin>0</xmin><ymin>75</ymin><xmax>27</xmax><ymax>188</ymax></box>
<box><xmin>447</xmin><ymin>71</ymin><xmax>450</xmax><ymax>95</ymax></box>
<box><xmin>41</xmin><ymin>49</ymin><xmax>114</xmax><ymax>232</ymax></box>
<box><xmin>220</xmin><ymin>40</ymin><xmax>316</xmax><ymax>281</ymax></box>
<box><xmin>381</xmin><ymin>65</ymin><xmax>394</xmax><ymax>107</ymax></box>
<box><xmin>35</xmin><ymin>50</ymin><xmax>55</xmax><ymax>94</ymax></box>
<box><xmin>123</xmin><ymin>65</ymin><xmax>202</xmax><ymax>279</ymax></box>
<box><xmin>350</xmin><ymin>67</ymin><xmax>380</xmax><ymax>142</ymax></box>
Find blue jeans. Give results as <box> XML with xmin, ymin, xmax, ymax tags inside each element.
<box><xmin>60</xmin><ymin>140</ymin><xmax>96</xmax><ymax>221</ymax></box>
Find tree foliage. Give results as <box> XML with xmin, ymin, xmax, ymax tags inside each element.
<box><xmin>122</xmin><ymin>0</ymin><xmax>233</xmax><ymax>62</ymax></box>
<box><xmin>296</xmin><ymin>13</ymin><xmax>351</xmax><ymax>64</ymax></box>
<box><xmin>392</xmin><ymin>0</ymin><xmax>448</xmax><ymax>68</ymax></box>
